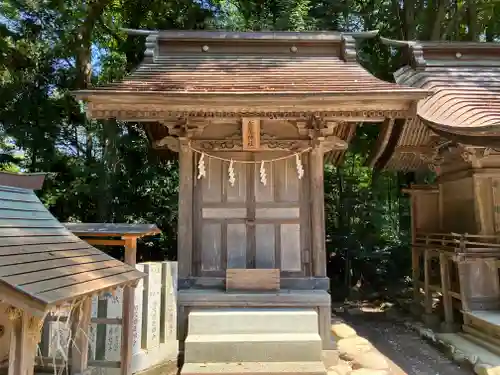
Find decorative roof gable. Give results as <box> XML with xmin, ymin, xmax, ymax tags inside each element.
<box><xmin>371</xmin><ymin>39</ymin><xmax>500</xmax><ymax>171</ymax></box>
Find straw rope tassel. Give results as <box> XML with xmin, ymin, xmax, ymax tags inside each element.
<box><xmin>259</xmin><ymin>161</ymin><xmax>267</xmax><ymax>185</ymax></box>
<box><xmin>228</xmin><ymin>160</ymin><xmax>236</xmax><ymax>186</ymax></box>
<box><xmin>197</xmin><ymin>153</ymin><xmax>206</xmax><ymax>179</ymax></box>
<box><xmin>296</xmin><ymin>153</ymin><xmax>304</xmax><ymax>179</ymax></box>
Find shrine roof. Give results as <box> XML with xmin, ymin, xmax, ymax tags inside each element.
<box><xmin>64</xmin><ymin>223</ymin><xmax>161</xmax><ymax>238</ymax></box>
<box><xmin>0</xmin><ymin>172</ymin><xmax>145</xmax><ymax>316</ymax></box>
<box><xmin>74</xmin><ymin>30</ymin><xmax>428</xmax><ymax>119</ymax></box>
<box><xmin>370</xmin><ymin>39</ymin><xmax>500</xmax><ymax>171</ymax></box>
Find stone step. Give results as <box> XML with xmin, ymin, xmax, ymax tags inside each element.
<box><xmin>188</xmin><ymin>308</ymin><xmax>319</xmax><ymax>335</ymax></box>
<box><xmin>459</xmin><ymin>331</ymin><xmax>500</xmax><ymax>357</ymax></box>
<box><xmin>181</xmin><ymin>362</ymin><xmax>327</xmax><ymax>375</ymax></box>
<box><xmin>184</xmin><ymin>333</ymin><xmax>322</xmax><ymax>363</ymax></box>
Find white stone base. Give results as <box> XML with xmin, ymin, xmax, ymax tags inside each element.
<box><xmin>185</xmin><ymin>333</ymin><xmax>322</xmax><ymax>363</ymax></box>
<box><xmin>181</xmin><ymin>362</ymin><xmax>326</xmax><ymax>375</ymax></box>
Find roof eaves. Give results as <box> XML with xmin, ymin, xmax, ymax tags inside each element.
<box><xmin>0</xmin><ymin>172</ymin><xmax>46</xmax><ymax>190</ymax></box>
<box><xmin>74</xmin><ymin>88</ymin><xmax>431</xmax><ymax>101</ymax></box>
<box><xmin>0</xmin><ymin>279</ymin><xmax>47</xmax><ymax>317</ymax></box>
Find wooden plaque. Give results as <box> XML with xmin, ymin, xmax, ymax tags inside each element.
<box><xmin>242</xmin><ymin>118</ymin><xmax>261</xmax><ymax>151</ymax></box>
<box><xmin>226</xmin><ymin>269</ymin><xmax>280</xmax><ymax>291</ymax></box>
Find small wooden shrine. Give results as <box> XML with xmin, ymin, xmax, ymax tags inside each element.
<box><xmin>74</xmin><ymin>30</ymin><xmax>428</xmax><ymax>357</ymax></box>
<box><xmin>0</xmin><ymin>172</ymin><xmax>145</xmax><ymax>375</ymax></box>
<box><xmin>370</xmin><ymin>40</ymin><xmax>500</xmax><ymax>349</ymax></box>
<box><xmin>55</xmin><ymin>223</ymin><xmax>160</xmax><ymax>374</ymax></box>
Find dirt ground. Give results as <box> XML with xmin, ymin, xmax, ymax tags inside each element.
<box><xmin>336</xmin><ymin>305</ymin><xmax>473</xmax><ymax>375</ymax></box>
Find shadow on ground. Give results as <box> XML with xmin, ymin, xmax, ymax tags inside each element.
<box><xmin>334</xmin><ymin>302</ymin><xmax>472</xmax><ymax>375</ymax></box>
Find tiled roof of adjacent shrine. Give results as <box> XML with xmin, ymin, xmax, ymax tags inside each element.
<box><xmin>74</xmin><ymin>30</ymin><xmax>428</xmax><ymax>120</ymax></box>
<box><xmin>0</xmin><ymin>172</ymin><xmax>145</xmax><ymax>316</ymax></box>
<box><xmin>371</xmin><ymin>39</ymin><xmax>500</xmax><ymax>171</ymax></box>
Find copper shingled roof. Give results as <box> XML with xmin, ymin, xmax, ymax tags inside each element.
<box><xmin>93</xmin><ymin>55</ymin><xmax>418</xmax><ymax>94</ymax></box>
<box><xmin>75</xmin><ymin>31</ymin><xmax>428</xmax><ymax>99</ymax></box>
<box><xmin>396</xmin><ymin>65</ymin><xmax>500</xmax><ymax>133</ymax></box>
<box><xmin>373</xmin><ymin>39</ymin><xmax>500</xmax><ymax>171</ymax></box>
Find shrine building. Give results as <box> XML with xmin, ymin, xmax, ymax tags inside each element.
<box><xmin>74</xmin><ymin>30</ymin><xmax>428</xmax><ymax>373</ymax></box>
<box><xmin>370</xmin><ymin>39</ymin><xmax>500</xmax><ymax>349</ymax></box>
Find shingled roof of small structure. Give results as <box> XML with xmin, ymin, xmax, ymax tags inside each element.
<box><xmin>370</xmin><ymin>39</ymin><xmax>500</xmax><ymax>171</ymax></box>
<box><xmin>0</xmin><ymin>172</ymin><xmax>145</xmax><ymax>316</ymax></box>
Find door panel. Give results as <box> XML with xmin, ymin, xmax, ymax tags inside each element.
<box><xmin>196</xmin><ymin>153</ymin><xmax>249</xmax><ymax>276</ymax></box>
<box><xmin>255</xmin><ymin>224</ymin><xmax>275</xmax><ymax>268</ymax></box>
<box><xmin>227</xmin><ymin>223</ymin><xmax>247</xmax><ymax>268</ymax></box>
<box><xmin>253</xmin><ymin>156</ymin><xmax>305</xmax><ymax>276</ymax></box>
<box><xmin>280</xmin><ymin>224</ymin><xmax>302</xmax><ymax>271</ymax></box>
<box><xmin>201</xmin><ymin>223</ymin><xmax>222</xmax><ymax>272</ymax></box>
<box><xmin>195</xmin><ymin>151</ymin><xmax>308</xmax><ymax>276</ymax></box>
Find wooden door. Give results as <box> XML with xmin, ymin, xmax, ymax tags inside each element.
<box><xmin>194</xmin><ymin>152</ymin><xmax>309</xmax><ymax>277</ymax></box>
<box><xmin>253</xmin><ymin>153</ymin><xmax>308</xmax><ymax>276</ymax></box>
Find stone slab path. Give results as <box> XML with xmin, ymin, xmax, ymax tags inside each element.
<box><xmin>333</xmin><ymin>304</ymin><xmax>472</xmax><ymax>375</ymax></box>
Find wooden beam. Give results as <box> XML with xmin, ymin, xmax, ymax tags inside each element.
<box><xmin>71</xmin><ymin>298</ymin><xmax>92</xmax><ymax>375</ymax></box>
<box><xmin>10</xmin><ymin>312</ymin><xmax>36</xmax><ymax>375</ymax></box>
<box><xmin>423</xmin><ymin>248</ymin><xmax>433</xmax><ymax>315</ymax></box>
<box><xmin>178</xmin><ymin>139</ymin><xmax>194</xmax><ymax>278</ymax></box>
<box><xmin>410</xmin><ymin>195</ymin><xmax>420</xmax><ymax>304</ymax></box>
<box><xmin>84</xmin><ymin>239</ymin><xmax>126</xmax><ymax>246</ymax></box>
<box><xmin>121</xmin><ymin>237</ymin><xmax>137</xmax><ymax>375</ymax></box>
<box><xmin>310</xmin><ymin>143</ymin><xmax>326</xmax><ymax>277</ymax></box>
<box><xmin>439</xmin><ymin>252</ymin><xmax>454</xmax><ymax>326</ymax></box>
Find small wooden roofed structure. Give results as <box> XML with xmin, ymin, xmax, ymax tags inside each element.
<box><xmin>369</xmin><ymin>39</ymin><xmax>500</xmax><ymax>171</ymax></box>
<box><xmin>73</xmin><ymin>30</ymin><xmax>429</xmax><ymax>353</ymax></box>
<box><xmin>0</xmin><ymin>171</ymin><xmax>145</xmax><ymax>375</ymax></box>
<box><xmin>61</xmin><ymin>222</ymin><xmax>161</xmax><ymax>375</ymax></box>
<box><xmin>64</xmin><ymin>223</ymin><xmax>161</xmax><ymax>248</ymax></box>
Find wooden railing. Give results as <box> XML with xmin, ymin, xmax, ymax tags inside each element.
<box><xmin>412</xmin><ymin>232</ymin><xmax>500</xmax><ymax>329</ymax></box>
<box><xmin>414</xmin><ymin>232</ymin><xmax>500</xmax><ymax>259</ymax></box>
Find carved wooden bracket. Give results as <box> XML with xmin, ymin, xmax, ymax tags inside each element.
<box><xmin>458</xmin><ymin>144</ymin><xmax>494</xmax><ymax>168</ymax></box>
<box><xmin>322</xmin><ymin>136</ymin><xmax>348</xmax><ymax>152</ymax></box>
<box><xmin>162</xmin><ymin>117</ymin><xmax>207</xmax><ymax>138</ymax></box>
<box><xmin>154</xmin><ymin>136</ymin><xmax>179</xmax><ymax>152</ymax></box>
<box><xmin>154</xmin><ymin>116</ymin><xmax>349</xmax><ymax>153</ymax></box>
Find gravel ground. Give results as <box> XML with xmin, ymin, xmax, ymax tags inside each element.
<box><xmin>337</xmin><ymin>307</ymin><xmax>473</xmax><ymax>375</ymax></box>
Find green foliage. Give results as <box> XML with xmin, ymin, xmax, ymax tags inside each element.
<box><xmin>0</xmin><ymin>0</ymin><xmax>498</xmax><ymax>292</ymax></box>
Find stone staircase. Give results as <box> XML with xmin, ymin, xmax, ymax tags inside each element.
<box><xmin>181</xmin><ymin>308</ymin><xmax>327</xmax><ymax>375</ymax></box>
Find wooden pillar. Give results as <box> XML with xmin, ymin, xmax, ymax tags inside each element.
<box><xmin>439</xmin><ymin>252</ymin><xmax>454</xmax><ymax>329</ymax></box>
<box><xmin>121</xmin><ymin>236</ymin><xmax>137</xmax><ymax>375</ymax></box>
<box><xmin>71</xmin><ymin>298</ymin><xmax>92</xmax><ymax>375</ymax></box>
<box><xmin>178</xmin><ymin>139</ymin><xmax>194</xmax><ymax>279</ymax></box>
<box><xmin>310</xmin><ymin>143</ymin><xmax>326</xmax><ymax>277</ymax></box>
<box><xmin>409</xmin><ymin>196</ymin><xmax>420</xmax><ymax>303</ymax></box>
<box><xmin>423</xmin><ymin>248</ymin><xmax>432</xmax><ymax>315</ymax></box>
<box><xmin>9</xmin><ymin>312</ymin><xmax>35</xmax><ymax>375</ymax></box>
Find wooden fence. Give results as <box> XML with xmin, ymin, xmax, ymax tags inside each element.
<box><xmin>36</xmin><ymin>261</ymin><xmax>178</xmax><ymax>375</ymax></box>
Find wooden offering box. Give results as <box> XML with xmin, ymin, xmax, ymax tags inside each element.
<box><xmin>226</xmin><ymin>269</ymin><xmax>280</xmax><ymax>291</ymax></box>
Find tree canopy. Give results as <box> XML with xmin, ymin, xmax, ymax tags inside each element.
<box><xmin>1</xmin><ymin>0</ymin><xmax>498</xmax><ymax>295</ymax></box>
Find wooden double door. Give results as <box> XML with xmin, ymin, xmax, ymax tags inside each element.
<box><xmin>193</xmin><ymin>152</ymin><xmax>310</xmax><ymax>277</ymax></box>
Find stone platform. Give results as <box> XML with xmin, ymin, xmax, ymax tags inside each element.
<box><xmin>181</xmin><ymin>308</ymin><xmax>326</xmax><ymax>375</ymax></box>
